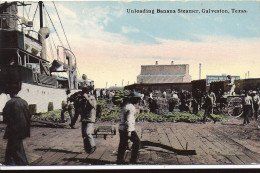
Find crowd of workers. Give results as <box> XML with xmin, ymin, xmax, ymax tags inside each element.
<box><xmin>139</xmin><ymin>87</ymin><xmax>260</xmax><ymax>125</ymax></box>
<box><xmin>1</xmin><ymin>75</ymin><xmax>141</xmax><ymax>165</ymax></box>
<box><xmin>2</xmin><ymin>74</ymin><xmax>260</xmax><ymax>166</ymax></box>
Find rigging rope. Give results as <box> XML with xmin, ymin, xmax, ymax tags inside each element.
<box><xmin>31</xmin><ymin>3</ymin><xmax>38</xmax><ymax>22</ymax></box>
<box><xmin>52</xmin><ymin>2</ymin><xmax>81</xmax><ymax>78</ymax></box>
<box><xmin>28</xmin><ymin>2</ymin><xmax>31</xmax><ymax>20</ymax></box>
<box><xmin>43</xmin><ymin>8</ymin><xmax>54</xmax><ymax>61</ymax></box>
<box><xmin>24</xmin><ymin>5</ymin><xmax>29</xmax><ymax>20</ymax></box>
<box><xmin>43</xmin><ymin>4</ymin><xmax>65</xmax><ymax>48</ymax></box>
<box><xmin>53</xmin><ymin>1</ymin><xmax>72</xmax><ymax>51</ymax></box>
<box><xmin>30</xmin><ymin>3</ymin><xmax>38</xmax><ymax>34</ymax></box>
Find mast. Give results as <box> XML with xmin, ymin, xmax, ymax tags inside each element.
<box><xmin>39</xmin><ymin>1</ymin><xmax>43</xmax><ymax>28</ymax></box>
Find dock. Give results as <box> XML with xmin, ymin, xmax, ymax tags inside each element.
<box><xmin>0</xmin><ymin>117</ymin><xmax>260</xmax><ymax>166</ymax></box>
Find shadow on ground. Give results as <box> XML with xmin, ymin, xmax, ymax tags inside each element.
<box><xmin>63</xmin><ymin>158</ymin><xmax>114</xmax><ymax>165</ymax></box>
<box><xmin>34</xmin><ymin>148</ymin><xmax>81</xmax><ymax>154</ymax></box>
<box><xmin>141</xmin><ymin>141</ymin><xmax>196</xmax><ymax>155</ymax></box>
<box><xmin>31</xmin><ymin>120</ymin><xmax>68</xmax><ymax>128</ymax></box>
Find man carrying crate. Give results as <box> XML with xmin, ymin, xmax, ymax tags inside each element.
<box><xmin>77</xmin><ymin>85</ymin><xmax>97</xmax><ymax>154</ymax></box>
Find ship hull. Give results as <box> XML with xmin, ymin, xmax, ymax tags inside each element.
<box><xmin>0</xmin><ymin>82</ymin><xmax>79</xmax><ymax>114</ymax></box>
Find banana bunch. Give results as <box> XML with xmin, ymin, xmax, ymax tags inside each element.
<box><xmin>112</xmin><ymin>90</ymin><xmax>132</xmax><ymax>106</ymax></box>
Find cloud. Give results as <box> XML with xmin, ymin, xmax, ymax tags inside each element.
<box><xmin>69</xmin><ymin>34</ymin><xmax>260</xmax><ymax>88</ymax></box>
<box><xmin>56</xmin><ymin>4</ymin><xmax>77</xmax><ymax>19</ymax></box>
<box><xmin>38</xmin><ymin>2</ymin><xmax>260</xmax><ymax>88</ymax></box>
<box><xmin>121</xmin><ymin>26</ymin><xmax>139</xmax><ymax>33</ymax></box>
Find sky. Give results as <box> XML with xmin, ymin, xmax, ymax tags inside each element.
<box><xmin>16</xmin><ymin>0</ymin><xmax>260</xmax><ymax>88</ymax></box>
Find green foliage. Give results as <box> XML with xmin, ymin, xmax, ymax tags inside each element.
<box><xmin>33</xmin><ymin>100</ymin><xmax>229</xmax><ymax>124</ymax></box>
<box><xmin>112</xmin><ymin>90</ymin><xmax>131</xmax><ymax>106</ymax></box>
<box><xmin>96</xmin><ymin>100</ymin><xmax>229</xmax><ymax>123</ymax></box>
<box><xmin>33</xmin><ymin>109</ymin><xmax>70</xmax><ymax>122</ymax></box>
<box><xmin>98</xmin><ymin>105</ymin><xmax>120</xmax><ymax>121</ymax></box>
<box><xmin>134</xmin><ymin>111</ymin><xmax>228</xmax><ymax>123</ymax></box>
<box><xmin>97</xmin><ymin>100</ymin><xmax>107</xmax><ymax>109</ymax></box>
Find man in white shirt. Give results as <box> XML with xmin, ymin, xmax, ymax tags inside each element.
<box><xmin>242</xmin><ymin>91</ymin><xmax>253</xmax><ymax>125</ymax></box>
<box><xmin>117</xmin><ymin>95</ymin><xmax>141</xmax><ymax>164</ymax></box>
<box><xmin>227</xmin><ymin>75</ymin><xmax>236</xmax><ymax>96</ymax></box>
<box><xmin>163</xmin><ymin>91</ymin><xmax>167</xmax><ymax>98</ymax></box>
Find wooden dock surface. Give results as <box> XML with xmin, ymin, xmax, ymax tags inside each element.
<box><xmin>0</xmin><ymin>117</ymin><xmax>260</xmax><ymax>166</ymax></box>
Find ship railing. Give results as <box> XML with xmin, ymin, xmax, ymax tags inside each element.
<box><xmin>0</xmin><ymin>47</ymin><xmax>49</xmax><ymax>65</ymax></box>
<box><xmin>25</xmin><ymin>29</ymin><xmax>43</xmax><ymax>42</ymax></box>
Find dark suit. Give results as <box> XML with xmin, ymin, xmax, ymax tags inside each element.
<box><xmin>3</xmin><ymin>96</ymin><xmax>30</xmax><ymax>165</ymax></box>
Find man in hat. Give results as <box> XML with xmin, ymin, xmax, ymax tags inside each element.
<box><xmin>78</xmin><ymin>85</ymin><xmax>97</xmax><ymax>154</ymax></box>
<box><xmin>117</xmin><ymin>92</ymin><xmax>141</xmax><ymax>164</ymax></box>
<box><xmin>3</xmin><ymin>81</ymin><xmax>31</xmax><ymax>165</ymax></box>
<box><xmin>202</xmin><ymin>91</ymin><xmax>217</xmax><ymax>124</ymax></box>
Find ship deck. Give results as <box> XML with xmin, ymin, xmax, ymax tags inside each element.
<box><xmin>0</xmin><ymin>117</ymin><xmax>260</xmax><ymax>167</ymax></box>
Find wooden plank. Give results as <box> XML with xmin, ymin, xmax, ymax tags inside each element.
<box><xmin>189</xmin><ymin>124</ymin><xmax>221</xmax><ymax>164</ymax></box>
<box><xmin>84</xmin><ymin>147</ymin><xmax>106</xmax><ymax>165</ymax></box>
<box><xmin>50</xmin><ymin>152</ymin><xmax>69</xmax><ymax>165</ymax></box>
<box><xmin>170</xmin><ymin>126</ymin><xmax>193</xmax><ymax>165</ymax></box>
<box><xmin>225</xmin><ymin>155</ymin><xmax>245</xmax><ymax>164</ymax></box>
<box><xmin>138</xmin><ymin>126</ymin><xmax>151</xmax><ymax>164</ymax></box>
<box><xmin>100</xmin><ymin>150</ymin><xmax>117</xmax><ymax>165</ymax></box>
<box><xmin>158</xmin><ymin>123</ymin><xmax>192</xmax><ymax>165</ymax></box>
<box><xmin>35</xmin><ymin>151</ymin><xmax>57</xmax><ymax>165</ymax></box>
<box><xmin>178</xmin><ymin>124</ymin><xmax>208</xmax><ymax>164</ymax></box>
<box><xmin>212</xmin><ymin>127</ymin><xmax>260</xmax><ymax>163</ymax></box>
<box><xmin>236</xmin><ymin>155</ymin><xmax>255</xmax><ymax>164</ymax></box>
<box><xmin>150</xmin><ymin>123</ymin><xmax>179</xmax><ymax>165</ymax></box>
<box><xmin>99</xmin><ymin>132</ymin><xmax>120</xmax><ymax>164</ymax></box>
<box><xmin>181</xmin><ymin>125</ymin><xmax>207</xmax><ymax>156</ymax></box>
<box><xmin>59</xmin><ymin>153</ymin><xmax>79</xmax><ymax>165</ymax></box>
<box><xmin>200</xmin><ymin>127</ymin><xmax>238</xmax><ymax>156</ymax></box>
<box><xmin>149</xmin><ymin>131</ymin><xmax>160</xmax><ymax>164</ymax></box>
<box><xmin>194</xmin><ymin>128</ymin><xmax>223</xmax><ymax>155</ymax></box>
<box><xmin>164</xmin><ymin>127</ymin><xmax>183</xmax><ymax>150</ymax></box>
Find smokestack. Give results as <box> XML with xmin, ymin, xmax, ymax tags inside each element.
<box><xmin>248</xmin><ymin>71</ymin><xmax>250</xmax><ymax>78</ymax></box>
<box><xmin>199</xmin><ymin>63</ymin><xmax>201</xmax><ymax>79</ymax></box>
<box><xmin>155</xmin><ymin>61</ymin><xmax>158</xmax><ymax>65</ymax></box>
<box><xmin>171</xmin><ymin>61</ymin><xmax>174</xmax><ymax>65</ymax></box>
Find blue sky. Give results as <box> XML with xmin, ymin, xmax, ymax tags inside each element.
<box><xmin>18</xmin><ymin>1</ymin><xmax>260</xmax><ymax>88</ymax></box>
<box><xmin>55</xmin><ymin>1</ymin><xmax>260</xmax><ymax>42</ymax></box>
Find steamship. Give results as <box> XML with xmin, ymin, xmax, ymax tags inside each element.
<box><xmin>0</xmin><ymin>1</ymin><xmax>91</xmax><ymax>114</ymax></box>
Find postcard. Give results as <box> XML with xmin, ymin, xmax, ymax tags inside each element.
<box><xmin>0</xmin><ymin>0</ymin><xmax>259</xmax><ymax>170</ymax></box>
